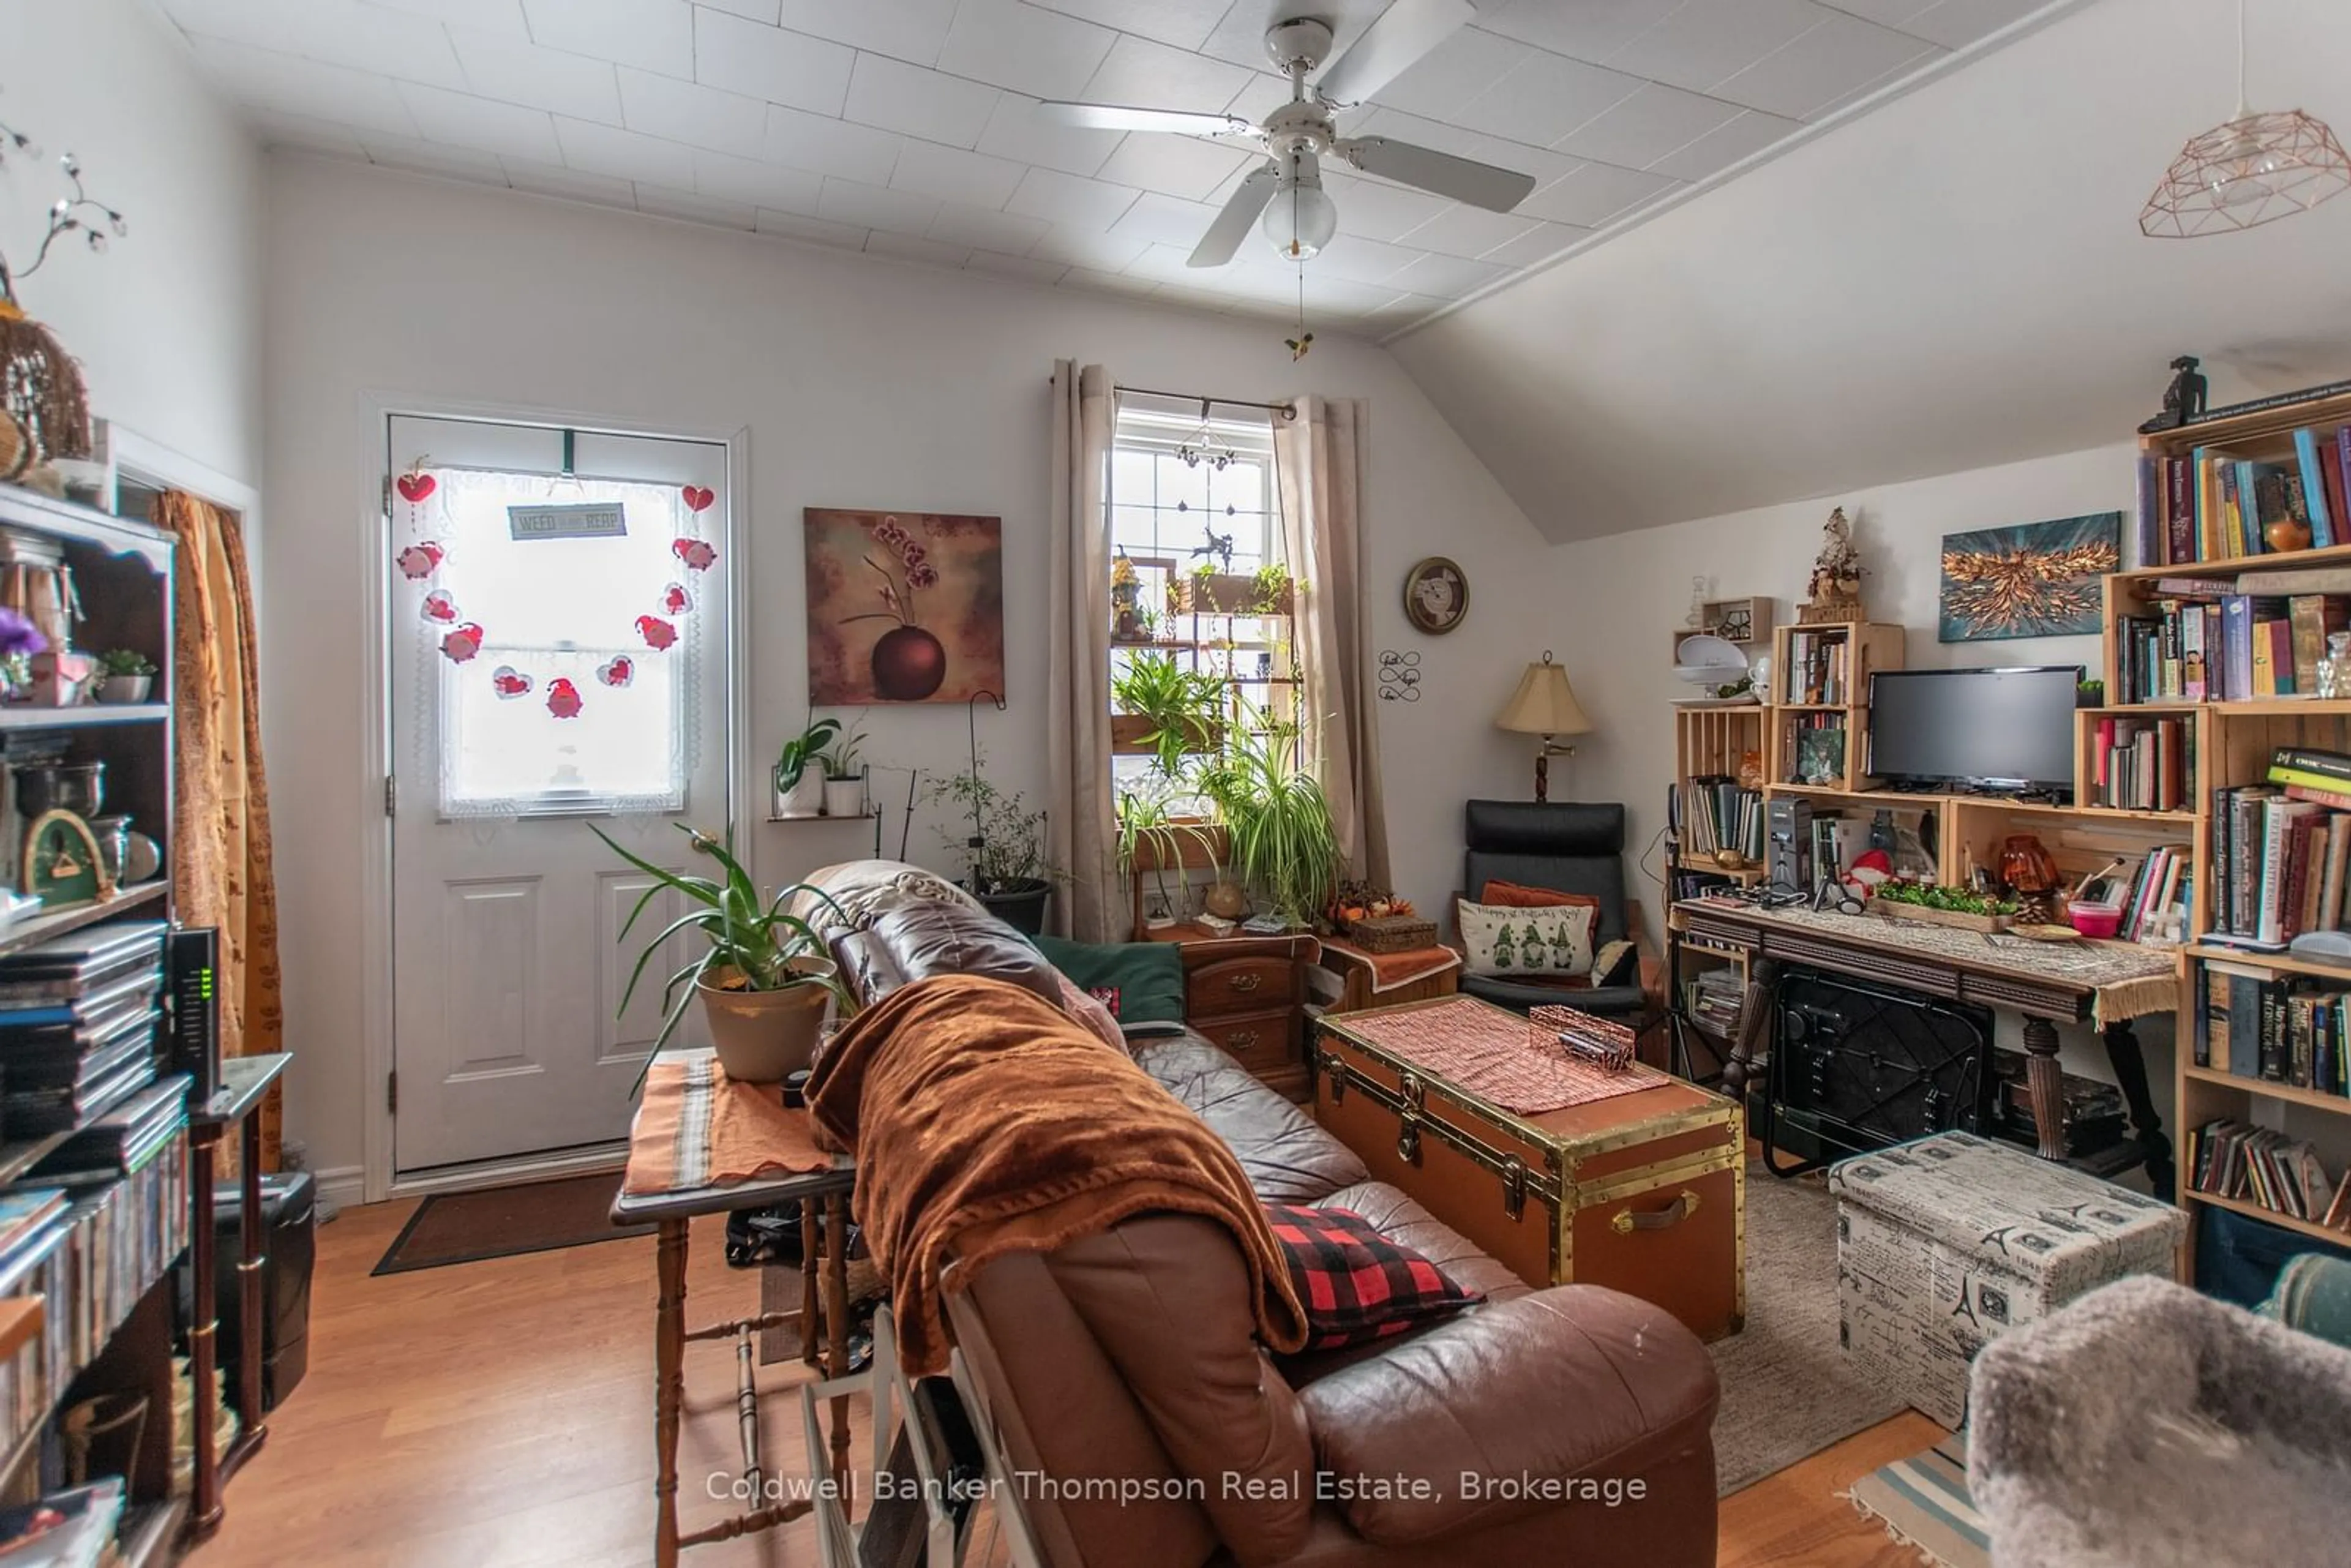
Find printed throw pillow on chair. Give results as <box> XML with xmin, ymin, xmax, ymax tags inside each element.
<box><xmin>1455</xmin><ymin>898</ymin><xmax>1597</xmax><ymax>978</ymax></box>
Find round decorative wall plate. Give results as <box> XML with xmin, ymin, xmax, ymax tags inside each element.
<box><xmin>1403</xmin><ymin>556</ymin><xmax>1468</xmax><ymax>634</ymax></box>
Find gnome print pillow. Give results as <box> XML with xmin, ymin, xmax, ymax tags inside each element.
<box><xmin>1456</xmin><ymin>899</ymin><xmax>1597</xmax><ymax>978</ymax></box>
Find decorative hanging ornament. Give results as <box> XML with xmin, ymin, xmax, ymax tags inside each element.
<box><xmin>681</xmin><ymin>485</ymin><xmax>715</xmax><ymax>512</ymax></box>
<box><xmin>671</xmin><ymin>538</ymin><xmax>718</xmax><ymax>572</ymax></box>
<box><xmin>439</xmin><ymin>622</ymin><xmax>483</xmax><ymax>664</ymax></box>
<box><xmin>636</xmin><ymin>615</ymin><xmax>678</xmax><ymax>651</ymax></box>
<box><xmin>596</xmin><ymin>655</ymin><xmax>634</xmax><ymax>688</ymax></box>
<box><xmin>661</xmin><ymin>581</ymin><xmax>692</xmax><ymax>616</ymax></box>
<box><xmin>394</xmin><ymin>471</ymin><xmax>437</xmax><ymax>505</ymax></box>
<box><xmin>0</xmin><ymin>140</ymin><xmax>127</xmax><ymax>464</ymax></box>
<box><xmin>419</xmin><ymin>589</ymin><xmax>460</xmax><ymax>625</ymax></box>
<box><xmin>491</xmin><ymin>666</ymin><xmax>532</xmax><ymax>698</ymax></box>
<box><xmin>546</xmin><ymin>677</ymin><xmax>583</xmax><ymax>719</ymax></box>
<box><xmin>396</xmin><ymin>541</ymin><xmax>444</xmax><ymax>580</ymax></box>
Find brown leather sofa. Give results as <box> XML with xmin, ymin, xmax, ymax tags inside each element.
<box><xmin>806</xmin><ymin>863</ymin><xmax>1721</xmax><ymax>1568</ymax></box>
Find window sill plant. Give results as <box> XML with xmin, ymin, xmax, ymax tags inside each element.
<box><xmin>1196</xmin><ymin>700</ymin><xmax>1341</xmax><ymax>931</ymax></box>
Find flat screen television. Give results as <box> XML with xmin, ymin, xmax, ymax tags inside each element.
<box><xmin>1866</xmin><ymin>666</ymin><xmax>2082</xmax><ymax>794</ymax></box>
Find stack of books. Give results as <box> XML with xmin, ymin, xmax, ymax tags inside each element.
<box><xmin>2088</xmin><ymin>714</ymin><xmax>2194</xmax><ymax>811</ymax></box>
<box><xmin>0</xmin><ymin>923</ymin><xmax>168</xmax><ymax>1141</ymax></box>
<box><xmin>1782</xmin><ymin>631</ymin><xmax>1853</xmax><ymax>704</ymax></box>
<box><xmin>2133</xmin><ymin>421</ymin><xmax>2350</xmax><ymax>565</ymax></box>
<box><xmin>2187</xmin><ymin>1117</ymin><xmax>2348</xmax><ymax>1229</ymax></box>
<box><xmin>2204</xmin><ymin>764</ymin><xmax>2351</xmax><ymax>948</ymax></box>
<box><xmin>2115</xmin><ymin>583</ymin><xmax>2349</xmax><ymax>703</ymax></box>
<box><xmin>1676</xmin><ymin>776</ymin><xmax>1761</xmax><ymax>863</ymax></box>
<box><xmin>2198</xmin><ymin>960</ymin><xmax>2351</xmax><ymax>1095</ymax></box>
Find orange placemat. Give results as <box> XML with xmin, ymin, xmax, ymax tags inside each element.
<box><xmin>623</xmin><ymin>1055</ymin><xmax>832</xmax><ymax>1196</ymax></box>
<box><xmin>1338</xmin><ymin>997</ymin><xmax>1670</xmax><ymax>1115</ymax></box>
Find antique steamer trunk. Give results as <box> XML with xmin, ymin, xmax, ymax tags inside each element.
<box><xmin>1313</xmin><ymin>998</ymin><xmax>1747</xmax><ymax>1340</ymax></box>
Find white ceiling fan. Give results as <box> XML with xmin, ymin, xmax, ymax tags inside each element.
<box><xmin>1034</xmin><ymin>0</ymin><xmax>1537</xmax><ymax>269</ymax></box>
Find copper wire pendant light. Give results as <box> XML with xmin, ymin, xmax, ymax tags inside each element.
<box><xmin>2140</xmin><ymin>0</ymin><xmax>2351</xmax><ymax>238</ymax></box>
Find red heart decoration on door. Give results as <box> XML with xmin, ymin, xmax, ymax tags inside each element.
<box><xmin>671</xmin><ymin>538</ymin><xmax>717</xmax><ymax>571</ymax></box>
<box><xmin>420</xmin><ymin>589</ymin><xmax>460</xmax><ymax>624</ymax></box>
<box><xmin>491</xmin><ymin>665</ymin><xmax>533</xmax><ymax>698</ymax></box>
<box><xmin>596</xmin><ymin>655</ymin><xmax>634</xmax><ymax>688</ymax></box>
<box><xmin>681</xmin><ymin>486</ymin><xmax>714</xmax><ymax>512</ymax></box>
<box><xmin>546</xmin><ymin>678</ymin><xmax>583</xmax><ymax>719</ymax></box>
<box><xmin>636</xmin><ymin>615</ymin><xmax>678</xmax><ymax>651</ymax></box>
<box><xmin>662</xmin><ymin>582</ymin><xmax>692</xmax><ymax>616</ymax></box>
<box><xmin>439</xmin><ymin>623</ymin><xmax>483</xmax><ymax>664</ymax></box>
<box><xmin>396</xmin><ymin>473</ymin><xmax>437</xmax><ymax>504</ymax></box>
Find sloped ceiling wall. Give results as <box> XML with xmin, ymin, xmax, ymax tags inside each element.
<box><xmin>1388</xmin><ymin>0</ymin><xmax>2351</xmax><ymax>542</ymax></box>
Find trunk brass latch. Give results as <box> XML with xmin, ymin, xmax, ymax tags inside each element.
<box><xmin>1502</xmin><ymin>1155</ymin><xmax>1527</xmax><ymax>1221</ymax></box>
<box><xmin>1321</xmin><ymin>1052</ymin><xmax>1347</xmax><ymax>1103</ymax></box>
<box><xmin>1396</xmin><ymin>1071</ymin><xmax>1427</xmax><ymax>1165</ymax></box>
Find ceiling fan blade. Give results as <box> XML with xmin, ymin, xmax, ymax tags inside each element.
<box><xmin>1189</xmin><ymin>165</ymin><xmax>1280</xmax><ymax>268</ymax></box>
<box><xmin>1313</xmin><ymin>0</ymin><xmax>1474</xmax><ymax>106</ymax></box>
<box><xmin>1032</xmin><ymin>100</ymin><xmax>1258</xmax><ymax>138</ymax></box>
<box><xmin>1337</xmin><ymin>136</ymin><xmax>1535</xmax><ymax>212</ymax></box>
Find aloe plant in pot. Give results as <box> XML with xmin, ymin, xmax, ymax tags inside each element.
<box><xmin>593</xmin><ymin>823</ymin><xmax>851</xmax><ymax>1086</ymax></box>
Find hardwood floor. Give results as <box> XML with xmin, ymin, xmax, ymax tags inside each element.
<box><xmin>189</xmin><ymin>1195</ymin><xmax>1936</xmax><ymax>1567</ymax></box>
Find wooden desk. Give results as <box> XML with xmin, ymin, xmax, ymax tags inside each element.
<box><xmin>613</xmin><ymin>1153</ymin><xmax>855</xmax><ymax>1566</ymax></box>
<box><xmin>1674</xmin><ymin>898</ymin><xmax>2177</xmax><ymax>1190</ymax></box>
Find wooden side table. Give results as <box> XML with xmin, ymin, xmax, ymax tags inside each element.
<box><xmin>613</xmin><ymin>1161</ymin><xmax>857</xmax><ymax>1567</ymax></box>
<box><xmin>1144</xmin><ymin>926</ymin><xmax>1320</xmax><ymax>1098</ymax></box>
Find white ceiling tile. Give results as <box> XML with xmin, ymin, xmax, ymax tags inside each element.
<box><xmin>973</xmin><ymin>92</ymin><xmax>1123</xmax><ymax>178</ymax></box>
<box><xmin>1107</xmin><ymin>191</ymin><xmax>1219</xmax><ymax>248</ymax></box>
<box><xmin>618</xmin><ymin>69</ymin><xmax>767</xmax><ymax>156</ymax></box>
<box><xmin>1452</xmin><ymin>50</ymin><xmax>1644</xmax><ymax>144</ymax></box>
<box><xmin>1394</xmin><ymin>201</ymin><xmax>1540</xmax><ymax>259</ymax></box>
<box><xmin>396</xmin><ymin>82</ymin><xmax>563</xmax><ymax>162</ymax></box>
<box><xmin>552</xmin><ymin>116</ymin><xmax>697</xmax><ymax>184</ymax></box>
<box><xmin>928</xmin><ymin>201</ymin><xmax>1051</xmax><ymax>252</ymax></box>
<box><xmin>698</xmin><ymin>0</ymin><xmax>781</xmax><ymax>21</ymax></box>
<box><xmin>161</xmin><ymin>0</ymin><xmax>467</xmax><ymax>88</ymax></box>
<box><xmin>501</xmin><ymin>157</ymin><xmax>639</xmax><ymax>204</ymax></box>
<box><xmin>1553</xmin><ymin>82</ymin><xmax>1742</xmax><ymax>165</ymax></box>
<box><xmin>861</xmin><ymin>230</ymin><xmax>973</xmax><ymax>267</ymax></box>
<box><xmin>1301</xmin><ymin>276</ymin><xmax>1427</xmax><ymax>318</ymax></box>
<box><xmin>523</xmin><ymin>0</ymin><xmax>694</xmax><ymax>80</ymax></box>
<box><xmin>1060</xmin><ymin>266</ymin><xmax>1160</xmax><ymax>296</ymax></box>
<box><xmin>1026</xmin><ymin>227</ymin><xmax>1151</xmax><ymax>271</ymax></box>
<box><xmin>1368</xmin><ymin>26</ymin><xmax>1526</xmax><ymax>120</ymax></box>
<box><xmin>1343</xmin><ymin>108</ymin><xmax>1494</xmax><ymax>161</ymax></box>
<box><xmin>1818</xmin><ymin>0</ymin><xmax>1941</xmax><ymax>26</ymax></box>
<box><xmin>889</xmin><ymin>140</ymin><xmax>1028</xmax><ymax>207</ymax></box>
<box><xmin>1122</xmin><ymin>243</ymin><xmax>1201</xmax><ymax>283</ymax></box>
<box><xmin>1900</xmin><ymin>0</ymin><xmax>2054</xmax><ymax>50</ymax></box>
<box><xmin>1805</xmin><ymin>51</ymin><xmax>1950</xmax><ymax>119</ymax></box>
<box><xmin>1318</xmin><ymin>170</ymin><xmax>1452</xmax><ymax>242</ymax></box>
<box><xmin>936</xmin><ymin>0</ymin><xmax>1117</xmax><ymax>101</ymax></box>
<box><xmin>1472</xmin><ymin>219</ymin><xmax>1589</xmax><ymax>268</ymax></box>
<box><xmin>754</xmin><ymin>208</ymin><xmax>868</xmax><ymax>247</ymax></box>
<box><xmin>692</xmin><ymin>148</ymin><xmax>825</xmax><ymax>211</ymax></box>
<box><xmin>762</xmin><ymin>103</ymin><xmax>904</xmax><ymax>183</ymax></box>
<box><xmin>1608</xmin><ymin>0</ymin><xmax>1837</xmax><ymax>93</ymax></box>
<box><xmin>1027</xmin><ymin>1</ymin><xmax>1229</xmax><ymax>53</ymax></box>
<box><xmin>1385</xmin><ymin>250</ymin><xmax>1511</xmax><ymax>300</ymax></box>
<box><xmin>189</xmin><ymin>37</ymin><xmax>420</xmax><ymax>138</ymax></box>
<box><xmin>633</xmin><ymin>184</ymin><xmax>759</xmax><ymax>227</ymax></box>
<box><xmin>1645</xmin><ymin>107</ymin><xmax>1803</xmax><ymax>180</ymax></box>
<box><xmin>692</xmin><ymin>10</ymin><xmax>855</xmax><ymax>113</ymax></box>
<box><xmin>1003</xmin><ymin>165</ymin><xmax>1141</xmax><ymax>230</ymax></box>
<box><xmin>1223</xmin><ymin>72</ymin><xmax>1294</xmax><ymax>124</ymax></box>
<box><xmin>842</xmin><ymin>54</ymin><xmax>1002</xmax><ymax>148</ymax></box>
<box><xmin>449</xmin><ymin>28</ymin><xmax>623</xmax><ymax>122</ymax></box>
<box><xmin>1300</xmin><ymin>233</ymin><xmax>1420</xmax><ymax>286</ymax></box>
<box><xmin>1093</xmin><ymin>135</ymin><xmax>1252</xmax><ymax>203</ymax></box>
<box><xmin>771</xmin><ymin>0</ymin><xmax>959</xmax><ymax>66</ymax></box>
<box><xmin>249</xmin><ymin>110</ymin><xmax>372</xmax><ymax>160</ymax></box>
<box><xmin>816</xmin><ymin>176</ymin><xmax>941</xmax><ymax>234</ymax></box>
<box><xmin>964</xmin><ymin>250</ymin><xmax>1070</xmax><ymax>283</ymax></box>
<box><xmin>361</xmin><ymin>0</ymin><xmax>528</xmax><ymax>37</ymax></box>
<box><xmin>1515</xmin><ymin>160</ymin><xmax>1677</xmax><ymax>224</ymax></box>
<box><xmin>1712</xmin><ymin>13</ymin><xmax>1938</xmax><ymax>119</ymax></box>
<box><xmin>362</xmin><ymin>134</ymin><xmax>508</xmax><ymax>180</ymax></box>
<box><xmin>1359</xmin><ymin>292</ymin><xmax>1450</xmax><ymax>329</ymax></box>
<box><xmin>1475</xmin><ymin>1</ymin><xmax>1685</xmax><ymax>64</ymax></box>
<box><xmin>1078</xmin><ymin>34</ymin><xmax>1253</xmax><ymax>118</ymax></box>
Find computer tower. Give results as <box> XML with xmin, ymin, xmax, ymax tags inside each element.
<box><xmin>1767</xmin><ymin>797</ymin><xmax>1812</xmax><ymax>895</ymax></box>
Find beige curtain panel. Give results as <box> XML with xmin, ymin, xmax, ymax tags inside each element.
<box><xmin>155</xmin><ymin>490</ymin><xmax>283</xmax><ymax>1170</ymax></box>
<box><xmin>1046</xmin><ymin>361</ymin><xmax>1121</xmax><ymax>941</ymax></box>
<box><xmin>1276</xmin><ymin>396</ymin><xmax>1391</xmax><ymax>888</ymax></box>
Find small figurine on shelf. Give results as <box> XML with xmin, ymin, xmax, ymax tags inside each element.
<box><xmin>2137</xmin><ymin>354</ymin><xmax>2208</xmax><ymax>433</ymax></box>
<box><xmin>2323</xmin><ymin>632</ymin><xmax>2351</xmax><ymax>699</ymax></box>
<box><xmin>1800</xmin><ymin>507</ymin><xmax>1867</xmax><ymax>623</ymax></box>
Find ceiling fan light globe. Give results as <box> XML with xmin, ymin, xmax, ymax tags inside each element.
<box><xmin>1262</xmin><ymin>181</ymin><xmax>1337</xmax><ymax>260</ymax></box>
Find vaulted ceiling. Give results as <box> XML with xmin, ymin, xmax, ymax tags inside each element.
<box><xmin>157</xmin><ymin>0</ymin><xmax>2060</xmax><ymax>334</ymax></box>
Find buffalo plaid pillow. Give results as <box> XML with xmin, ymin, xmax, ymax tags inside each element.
<box><xmin>1263</xmin><ymin>1203</ymin><xmax>1483</xmax><ymax>1351</ymax></box>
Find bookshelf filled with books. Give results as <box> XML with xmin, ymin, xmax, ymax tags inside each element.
<box><xmin>1766</xmin><ymin>621</ymin><xmax>1904</xmax><ymax>792</ymax></box>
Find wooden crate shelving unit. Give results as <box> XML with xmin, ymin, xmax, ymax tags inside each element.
<box><xmin>1766</xmin><ymin>621</ymin><xmax>1903</xmax><ymax>792</ymax></box>
<box><xmin>1667</xmin><ymin>595</ymin><xmax>1774</xmax><ymax>662</ymax></box>
<box><xmin>1671</xmin><ymin>705</ymin><xmax>1768</xmax><ymax>886</ymax></box>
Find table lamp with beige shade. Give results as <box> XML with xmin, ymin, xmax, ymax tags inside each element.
<box><xmin>1496</xmin><ymin>651</ymin><xmax>1592</xmax><ymax>802</ymax></box>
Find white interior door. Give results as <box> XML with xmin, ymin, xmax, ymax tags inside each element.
<box><xmin>387</xmin><ymin>414</ymin><xmax>733</xmax><ymax>1172</ymax></box>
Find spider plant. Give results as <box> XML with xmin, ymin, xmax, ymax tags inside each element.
<box><xmin>1195</xmin><ymin>700</ymin><xmax>1342</xmax><ymax>927</ymax></box>
<box><xmin>1116</xmin><ymin>773</ymin><xmax>1223</xmax><ymax>920</ymax></box>
<box><xmin>1112</xmin><ymin>650</ymin><xmax>1225</xmax><ymax>778</ymax></box>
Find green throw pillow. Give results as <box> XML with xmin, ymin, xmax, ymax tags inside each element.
<box><xmin>1030</xmin><ymin>935</ymin><xmax>1187</xmax><ymax>1027</ymax></box>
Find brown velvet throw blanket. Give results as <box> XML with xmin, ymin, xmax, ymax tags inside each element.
<box><xmin>808</xmin><ymin>974</ymin><xmax>1308</xmax><ymax>1375</ymax></box>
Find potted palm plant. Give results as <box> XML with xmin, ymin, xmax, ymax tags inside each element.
<box><xmin>773</xmin><ymin>715</ymin><xmax>839</xmax><ymax>819</ymax></box>
<box><xmin>1197</xmin><ymin>701</ymin><xmax>1343</xmax><ymax>928</ymax></box>
<box><xmin>593</xmin><ymin>823</ymin><xmax>850</xmax><ymax>1084</ymax></box>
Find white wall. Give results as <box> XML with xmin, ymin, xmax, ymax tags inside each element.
<box><xmin>2</xmin><ymin>0</ymin><xmax>263</xmax><ymax>484</ymax></box>
<box><xmin>260</xmin><ymin>154</ymin><xmax>1554</xmax><ymax>1186</ymax></box>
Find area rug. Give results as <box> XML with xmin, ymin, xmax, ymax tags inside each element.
<box><xmin>372</xmin><ymin>1169</ymin><xmax>650</xmax><ymax>1275</ymax></box>
<box><xmin>1848</xmin><ymin>1431</ymin><xmax>1990</xmax><ymax>1567</ymax></box>
<box><xmin>1711</xmin><ymin>1160</ymin><xmax>1910</xmax><ymax>1495</ymax></box>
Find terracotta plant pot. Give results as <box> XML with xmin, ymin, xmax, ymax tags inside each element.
<box><xmin>696</xmin><ymin>958</ymin><xmax>836</xmax><ymax>1083</ymax></box>
<box><xmin>1203</xmin><ymin>880</ymin><xmax>1248</xmax><ymax>920</ymax></box>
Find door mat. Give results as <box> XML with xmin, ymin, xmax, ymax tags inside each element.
<box><xmin>372</xmin><ymin>1169</ymin><xmax>651</xmax><ymax>1275</ymax></box>
<box><xmin>1847</xmin><ymin>1432</ymin><xmax>1990</xmax><ymax>1567</ymax></box>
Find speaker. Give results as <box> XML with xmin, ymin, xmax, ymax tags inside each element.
<box><xmin>1768</xmin><ymin>967</ymin><xmax>1993</xmax><ymax>1161</ymax></box>
<box><xmin>1766</xmin><ymin>797</ymin><xmax>1812</xmax><ymax>895</ymax></box>
<box><xmin>165</xmin><ymin>926</ymin><xmax>220</xmax><ymax>1100</ymax></box>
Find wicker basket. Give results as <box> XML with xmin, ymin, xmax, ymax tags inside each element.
<box><xmin>1346</xmin><ymin>913</ymin><xmax>1438</xmax><ymax>953</ymax></box>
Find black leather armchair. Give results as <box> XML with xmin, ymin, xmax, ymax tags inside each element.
<box><xmin>1458</xmin><ymin>800</ymin><xmax>1651</xmax><ymax>1018</ymax></box>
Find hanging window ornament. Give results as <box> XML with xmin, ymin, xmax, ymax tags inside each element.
<box><xmin>395</xmin><ymin>470</ymin><xmax>436</xmax><ymax>505</ymax></box>
<box><xmin>396</xmin><ymin>540</ymin><xmax>444</xmax><ymax>580</ymax></box>
<box><xmin>1174</xmin><ymin>398</ymin><xmax>1238</xmax><ymax>470</ymax></box>
<box><xmin>1286</xmin><ymin>264</ymin><xmax>1313</xmax><ymax>361</ymax></box>
<box><xmin>490</xmin><ymin>666</ymin><xmax>532</xmax><ymax>698</ymax></box>
<box><xmin>661</xmin><ymin>581</ymin><xmax>692</xmax><ymax>616</ymax></box>
<box><xmin>596</xmin><ymin>655</ymin><xmax>634</xmax><ymax>688</ymax></box>
<box><xmin>681</xmin><ymin>484</ymin><xmax>714</xmax><ymax>513</ymax></box>
<box><xmin>419</xmin><ymin>589</ymin><xmax>460</xmax><ymax>625</ymax></box>
<box><xmin>439</xmin><ymin>622</ymin><xmax>483</xmax><ymax>664</ymax></box>
<box><xmin>546</xmin><ymin>677</ymin><xmax>583</xmax><ymax>719</ymax></box>
<box><xmin>672</xmin><ymin>538</ymin><xmax>717</xmax><ymax>572</ymax></box>
<box><xmin>636</xmin><ymin>615</ymin><xmax>678</xmax><ymax>651</ymax></box>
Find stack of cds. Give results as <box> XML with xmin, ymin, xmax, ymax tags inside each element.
<box><xmin>0</xmin><ymin>923</ymin><xmax>167</xmax><ymax>1141</ymax></box>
